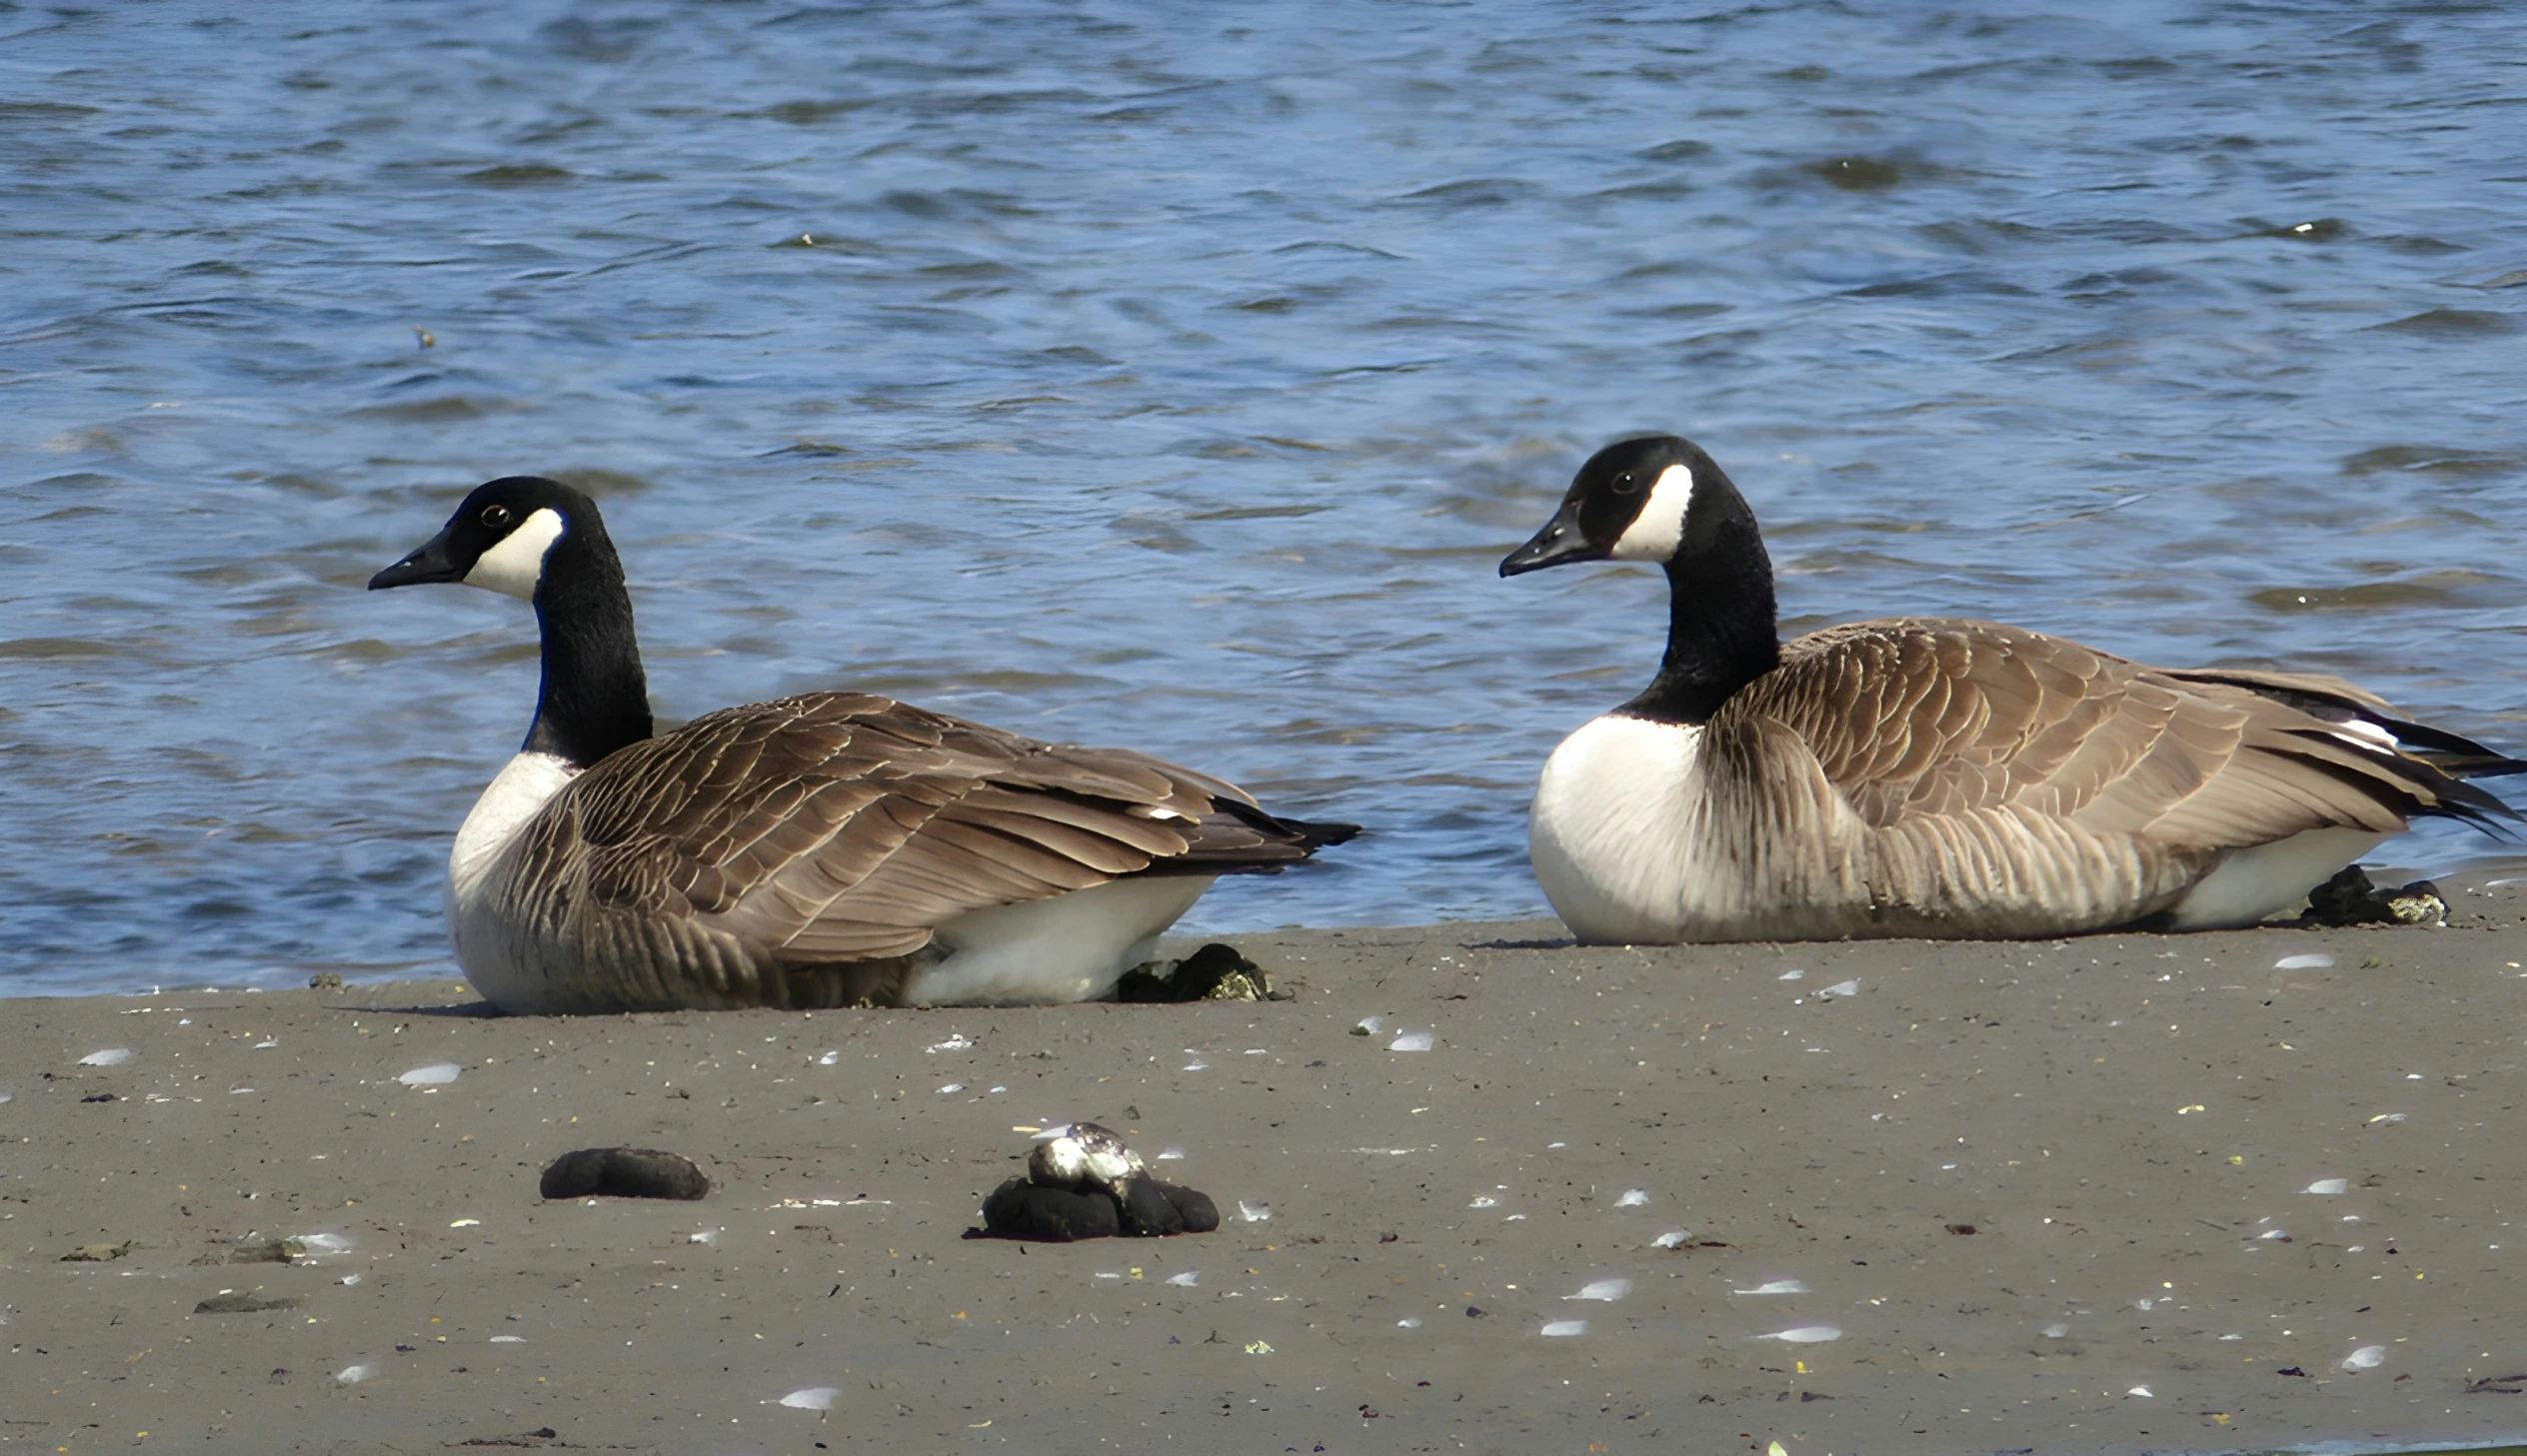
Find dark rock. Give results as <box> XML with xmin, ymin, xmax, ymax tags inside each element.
<box><xmin>1115</xmin><ymin>942</ymin><xmax>1272</xmax><ymax>1002</ymax></box>
<box><xmin>981</xmin><ymin>1177</ymin><xmax>1121</xmax><ymax>1240</ymax></box>
<box><xmin>1116</xmin><ymin>1174</ymin><xmax>1220</xmax><ymax>1236</ymax></box>
<box><xmin>979</xmin><ymin>1174</ymin><xmax>1219</xmax><ymax>1240</ymax></box>
<box><xmin>539</xmin><ymin>1147</ymin><xmax>710</xmax><ymax>1200</ymax></box>
<box><xmin>1150</xmin><ymin>1178</ymin><xmax>1219</xmax><ymax>1234</ymax></box>
<box><xmin>2306</xmin><ymin>865</ymin><xmax>2448</xmax><ymax>927</ymax></box>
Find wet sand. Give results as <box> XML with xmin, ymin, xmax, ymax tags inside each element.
<box><xmin>8</xmin><ymin>878</ymin><xmax>2527</xmax><ymax>1456</ymax></box>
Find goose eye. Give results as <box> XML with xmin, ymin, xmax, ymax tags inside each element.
<box><xmin>480</xmin><ymin>504</ymin><xmax>515</xmax><ymax>530</ymax></box>
<box><xmin>1611</xmin><ymin>472</ymin><xmax>1641</xmax><ymax>497</ymax></box>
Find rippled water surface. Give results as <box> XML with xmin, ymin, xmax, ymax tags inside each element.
<box><xmin>5</xmin><ymin>2</ymin><xmax>2525</xmax><ymax>994</ymax></box>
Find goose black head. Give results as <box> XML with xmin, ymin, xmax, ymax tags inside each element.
<box><xmin>369</xmin><ymin>477</ymin><xmax>597</xmax><ymax>602</ymax></box>
<box><xmin>1498</xmin><ymin>435</ymin><xmax>1750</xmax><ymax>577</ymax></box>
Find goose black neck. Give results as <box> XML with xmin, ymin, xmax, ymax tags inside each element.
<box><xmin>523</xmin><ymin>522</ymin><xmax>653</xmax><ymax>768</ymax></box>
<box><xmin>1619</xmin><ymin>518</ymin><xmax>1781</xmax><ymax>726</ymax></box>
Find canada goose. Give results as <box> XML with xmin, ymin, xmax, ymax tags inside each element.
<box><xmin>369</xmin><ymin>477</ymin><xmax>1353</xmax><ymax>1013</ymax></box>
<box><xmin>1498</xmin><ymin>435</ymin><xmax>2522</xmax><ymax>943</ymax></box>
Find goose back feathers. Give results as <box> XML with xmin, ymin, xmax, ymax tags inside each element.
<box><xmin>374</xmin><ymin>478</ymin><xmax>1351</xmax><ymax>1013</ymax></box>
<box><xmin>1504</xmin><ymin>436</ymin><xmax>2521</xmax><ymax>943</ymax></box>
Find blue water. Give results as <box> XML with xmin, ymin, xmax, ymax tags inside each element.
<box><xmin>3</xmin><ymin>1</ymin><xmax>2523</xmax><ymax>993</ymax></box>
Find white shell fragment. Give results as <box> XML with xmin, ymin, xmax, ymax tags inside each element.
<box><xmin>779</xmin><ymin>1386</ymin><xmax>841</xmax><ymax>1410</ymax></box>
<box><xmin>1733</xmin><ymin>1279</ymin><xmax>1809</xmax><ymax>1296</ymax></box>
<box><xmin>1396</xmin><ymin>1316</ymin><xmax>1422</xmax><ymax>1328</ymax></box>
<box><xmin>1353</xmin><ymin>1015</ymin><xmax>1383</xmax><ymax>1034</ymax></box>
<box><xmin>2127</xmin><ymin>1384</ymin><xmax>2153</xmax><ymax>1397</ymax></box>
<box><xmin>1762</xmin><ymin>1325</ymin><xmax>1842</xmax><ymax>1343</ymax></box>
<box><xmin>288</xmin><ymin>1232</ymin><xmax>352</xmax><ymax>1256</ymax></box>
<box><xmin>78</xmin><ymin>1048</ymin><xmax>134</xmax><ymax>1067</ymax></box>
<box><xmin>1388</xmin><ymin>1030</ymin><xmax>1433</xmax><ymax>1052</ymax></box>
<box><xmin>1166</xmin><ymin>1270</ymin><xmax>1200</xmax><ymax>1287</ymax></box>
<box><xmin>2275</xmin><ymin>952</ymin><xmax>2335</xmax><ymax>969</ymax></box>
<box><xmin>1565</xmin><ymin>1278</ymin><xmax>1631</xmax><ymax>1301</ymax></box>
<box><xmin>2304</xmin><ymin>1177</ymin><xmax>2349</xmax><ymax>1195</ymax></box>
<box><xmin>936</xmin><ymin>1083</ymin><xmax>965</xmax><ymax>1094</ymax></box>
<box><xmin>1818</xmin><ymin>979</ymin><xmax>1860</xmax><ymax>998</ymax></box>
<box><xmin>488</xmin><ymin>1334</ymin><xmax>522</xmax><ymax>1342</ymax></box>
<box><xmin>397</xmin><ymin>1062</ymin><xmax>461</xmax><ymax>1086</ymax></box>
<box><xmin>1157</xmin><ymin>1147</ymin><xmax>1186</xmax><ymax>1161</ymax></box>
<box><xmin>1237</xmin><ymin>1199</ymin><xmax>1271</xmax><ymax>1222</ymax></box>
<box><xmin>2341</xmin><ymin>1344</ymin><xmax>2387</xmax><ymax>1370</ymax></box>
<box><xmin>1652</xmin><ymin>1230</ymin><xmax>1692</xmax><ymax>1249</ymax></box>
<box><xmin>926</xmin><ymin>1036</ymin><xmax>972</xmax><ymax>1053</ymax></box>
<box><xmin>1539</xmin><ymin>1319</ymin><xmax>1587</xmax><ymax>1337</ymax></box>
<box><xmin>1614</xmin><ymin>1188</ymin><xmax>1649</xmax><ymax>1207</ymax></box>
<box><xmin>336</xmin><ymin>1364</ymin><xmax>374</xmax><ymax>1384</ymax></box>
<box><xmin>1777</xmin><ymin>969</ymin><xmax>1804</xmax><ymax>981</ymax></box>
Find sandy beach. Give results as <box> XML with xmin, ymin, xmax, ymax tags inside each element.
<box><xmin>9</xmin><ymin>877</ymin><xmax>2527</xmax><ymax>1456</ymax></box>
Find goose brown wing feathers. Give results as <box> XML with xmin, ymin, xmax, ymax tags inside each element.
<box><xmin>1729</xmin><ymin>619</ymin><xmax>2469</xmax><ymax>849</ymax></box>
<box><xmin>507</xmin><ymin>692</ymin><xmax>1331</xmax><ymax>964</ymax></box>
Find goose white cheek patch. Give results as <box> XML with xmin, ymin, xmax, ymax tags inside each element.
<box><xmin>1607</xmin><ymin>464</ymin><xmax>1694</xmax><ymax>562</ymax></box>
<box><xmin>464</xmin><ymin>507</ymin><xmax>567</xmax><ymax>600</ymax></box>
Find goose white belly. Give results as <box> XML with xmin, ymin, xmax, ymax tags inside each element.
<box><xmin>902</xmin><ymin>874</ymin><xmax>1215</xmax><ymax>1006</ymax></box>
<box><xmin>2165</xmin><ymin>825</ymin><xmax>2385</xmax><ymax>929</ymax></box>
<box><xmin>1528</xmin><ymin>714</ymin><xmax>1738</xmax><ymax>943</ymax></box>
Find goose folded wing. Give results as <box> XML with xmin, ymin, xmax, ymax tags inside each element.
<box><xmin>540</xmin><ymin>693</ymin><xmax>1275</xmax><ymax>961</ymax></box>
<box><xmin>1740</xmin><ymin>620</ymin><xmax>2433</xmax><ymax>847</ymax></box>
